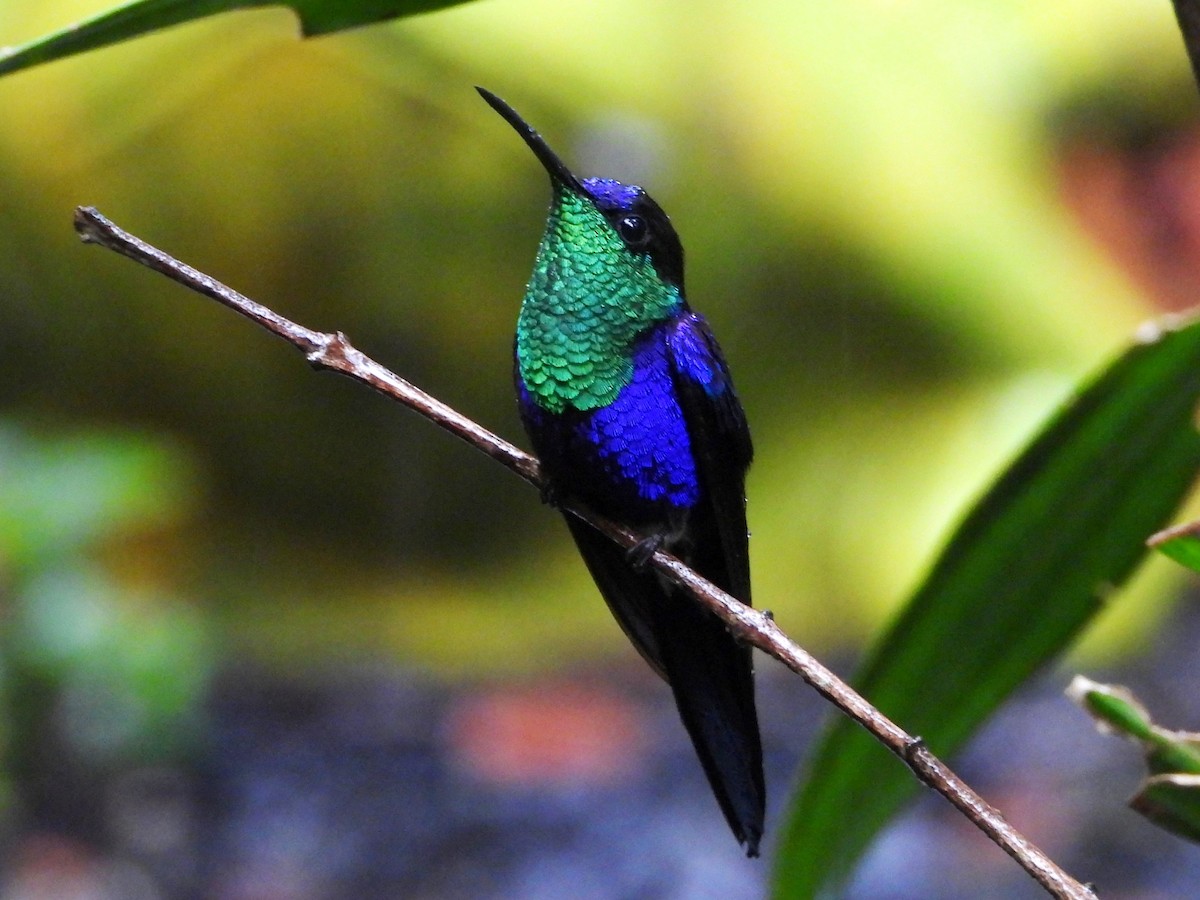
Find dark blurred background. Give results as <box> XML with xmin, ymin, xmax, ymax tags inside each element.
<box><xmin>1</xmin><ymin>1</ymin><xmax>1200</xmax><ymax>897</ymax></box>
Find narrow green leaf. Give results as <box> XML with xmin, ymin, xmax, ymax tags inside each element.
<box><xmin>1133</xmin><ymin>775</ymin><xmax>1200</xmax><ymax>842</ymax></box>
<box><xmin>0</xmin><ymin>0</ymin><xmax>474</xmax><ymax>78</ymax></box>
<box><xmin>1067</xmin><ymin>676</ymin><xmax>1158</xmax><ymax>744</ymax></box>
<box><xmin>1149</xmin><ymin>519</ymin><xmax>1200</xmax><ymax>573</ymax></box>
<box><xmin>772</xmin><ymin>316</ymin><xmax>1200</xmax><ymax>898</ymax></box>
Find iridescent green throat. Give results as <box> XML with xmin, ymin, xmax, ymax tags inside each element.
<box><xmin>516</xmin><ymin>188</ymin><xmax>682</xmax><ymax>414</ymax></box>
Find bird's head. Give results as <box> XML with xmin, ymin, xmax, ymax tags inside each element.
<box><xmin>478</xmin><ymin>87</ymin><xmax>684</xmax><ymax>293</ymax></box>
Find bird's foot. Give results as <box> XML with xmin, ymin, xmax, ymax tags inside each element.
<box><xmin>626</xmin><ymin>533</ymin><xmax>665</xmax><ymax>572</ymax></box>
<box><xmin>538</xmin><ymin>479</ymin><xmax>561</xmax><ymax>508</ymax></box>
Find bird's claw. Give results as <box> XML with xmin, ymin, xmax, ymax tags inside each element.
<box><xmin>627</xmin><ymin>534</ymin><xmax>665</xmax><ymax>572</ymax></box>
<box><xmin>538</xmin><ymin>479</ymin><xmax>561</xmax><ymax>507</ymax></box>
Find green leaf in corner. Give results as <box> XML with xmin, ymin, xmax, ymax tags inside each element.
<box><xmin>1149</xmin><ymin>519</ymin><xmax>1200</xmax><ymax>573</ymax></box>
<box><xmin>772</xmin><ymin>315</ymin><xmax>1200</xmax><ymax>898</ymax></box>
<box><xmin>1133</xmin><ymin>775</ymin><xmax>1200</xmax><ymax>843</ymax></box>
<box><xmin>1070</xmin><ymin>676</ymin><xmax>1200</xmax><ymax>843</ymax></box>
<box><xmin>0</xmin><ymin>0</ymin><xmax>475</xmax><ymax>78</ymax></box>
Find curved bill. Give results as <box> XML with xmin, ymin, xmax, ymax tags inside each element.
<box><xmin>477</xmin><ymin>87</ymin><xmax>584</xmax><ymax>194</ymax></box>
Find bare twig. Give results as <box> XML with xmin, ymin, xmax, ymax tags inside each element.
<box><xmin>73</xmin><ymin>205</ymin><xmax>1097</xmax><ymax>900</ymax></box>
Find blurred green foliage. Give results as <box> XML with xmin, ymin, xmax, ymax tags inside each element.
<box><xmin>0</xmin><ymin>426</ymin><xmax>187</xmax><ymax>565</ymax></box>
<box><xmin>0</xmin><ymin>425</ymin><xmax>210</xmax><ymax>816</ymax></box>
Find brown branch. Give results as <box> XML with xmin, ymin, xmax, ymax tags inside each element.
<box><xmin>73</xmin><ymin>205</ymin><xmax>1097</xmax><ymax>900</ymax></box>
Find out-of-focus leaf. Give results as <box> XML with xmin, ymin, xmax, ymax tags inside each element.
<box><xmin>0</xmin><ymin>0</ymin><xmax>475</xmax><ymax>78</ymax></box>
<box><xmin>772</xmin><ymin>316</ymin><xmax>1200</xmax><ymax>898</ymax></box>
<box><xmin>1069</xmin><ymin>676</ymin><xmax>1158</xmax><ymax>742</ymax></box>
<box><xmin>13</xmin><ymin>564</ymin><xmax>214</xmax><ymax>762</ymax></box>
<box><xmin>1171</xmin><ymin>0</ymin><xmax>1200</xmax><ymax>98</ymax></box>
<box><xmin>1070</xmin><ymin>676</ymin><xmax>1200</xmax><ymax>843</ymax></box>
<box><xmin>0</xmin><ymin>426</ymin><xmax>194</xmax><ymax>568</ymax></box>
<box><xmin>1149</xmin><ymin>520</ymin><xmax>1200</xmax><ymax>573</ymax></box>
<box><xmin>1133</xmin><ymin>775</ymin><xmax>1200</xmax><ymax>842</ymax></box>
<box><xmin>1068</xmin><ymin>676</ymin><xmax>1200</xmax><ymax>775</ymax></box>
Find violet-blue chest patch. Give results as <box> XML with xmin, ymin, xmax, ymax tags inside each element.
<box><xmin>580</xmin><ymin>333</ymin><xmax>700</xmax><ymax>507</ymax></box>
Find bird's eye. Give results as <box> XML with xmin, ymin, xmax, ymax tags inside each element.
<box><xmin>617</xmin><ymin>214</ymin><xmax>649</xmax><ymax>247</ymax></box>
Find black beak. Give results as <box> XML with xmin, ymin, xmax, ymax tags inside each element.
<box><xmin>477</xmin><ymin>87</ymin><xmax>584</xmax><ymax>194</ymax></box>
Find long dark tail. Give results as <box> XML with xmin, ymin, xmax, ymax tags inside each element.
<box><xmin>564</xmin><ymin>517</ymin><xmax>765</xmax><ymax>855</ymax></box>
<box><xmin>656</xmin><ymin>581</ymin><xmax>764</xmax><ymax>855</ymax></box>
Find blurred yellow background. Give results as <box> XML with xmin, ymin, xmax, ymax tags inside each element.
<box><xmin>0</xmin><ymin>0</ymin><xmax>1187</xmax><ymax>672</ymax></box>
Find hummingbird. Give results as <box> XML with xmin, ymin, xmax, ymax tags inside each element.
<box><xmin>478</xmin><ymin>87</ymin><xmax>765</xmax><ymax>856</ymax></box>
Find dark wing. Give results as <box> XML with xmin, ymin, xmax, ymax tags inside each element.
<box><xmin>562</xmin><ymin>515</ymin><xmax>668</xmax><ymax>679</ymax></box>
<box><xmin>664</xmin><ymin>312</ymin><xmax>763</xmax><ymax>854</ymax></box>
<box><xmin>665</xmin><ymin>312</ymin><xmax>753</xmax><ymax>603</ymax></box>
